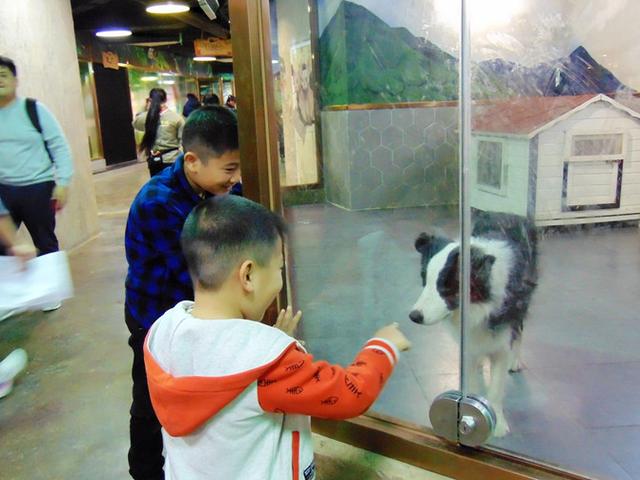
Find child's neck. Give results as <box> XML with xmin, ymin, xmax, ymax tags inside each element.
<box><xmin>191</xmin><ymin>287</ymin><xmax>244</xmax><ymax>320</ymax></box>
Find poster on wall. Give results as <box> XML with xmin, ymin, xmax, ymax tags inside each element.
<box><xmin>102</xmin><ymin>51</ymin><xmax>119</xmax><ymax>70</ymax></box>
<box><xmin>288</xmin><ymin>40</ymin><xmax>318</xmax><ymax>186</ymax></box>
<box><xmin>279</xmin><ymin>36</ymin><xmax>319</xmax><ymax>187</ymax></box>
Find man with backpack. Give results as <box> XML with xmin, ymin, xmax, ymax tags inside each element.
<box><xmin>0</xmin><ymin>55</ymin><xmax>73</xmax><ymax>314</ymax></box>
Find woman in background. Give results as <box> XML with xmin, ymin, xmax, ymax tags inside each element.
<box><xmin>133</xmin><ymin>88</ymin><xmax>185</xmax><ymax>177</ymax></box>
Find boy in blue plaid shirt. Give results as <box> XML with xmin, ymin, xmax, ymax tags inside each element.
<box><xmin>124</xmin><ymin>106</ymin><xmax>240</xmax><ymax>480</ymax></box>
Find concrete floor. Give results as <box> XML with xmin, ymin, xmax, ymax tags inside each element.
<box><xmin>0</xmin><ymin>162</ymin><xmax>449</xmax><ymax>480</ymax></box>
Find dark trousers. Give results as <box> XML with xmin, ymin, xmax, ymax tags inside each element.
<box><xmin>0</xmin><ymin>181</ymin><xmax>58</xmax><ymax>255</ymax></box>
<box><xmin>125</xmin><ymin>307</ymin><xmax>164</xmax><ymax>480</ymax></box>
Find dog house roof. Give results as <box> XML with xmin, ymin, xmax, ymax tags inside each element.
<box><xmin>472</xmin><ymin>93</ymin><xmax>640</xmax><ymax>138</ymax></box>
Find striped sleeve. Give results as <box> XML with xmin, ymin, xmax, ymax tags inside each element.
<box><xmin>257</xmin><ymin>338</ymin><xmax>398</xmax><ymax>420</ymax></box>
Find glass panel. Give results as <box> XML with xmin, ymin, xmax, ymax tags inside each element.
<box><xmin>127</xmin><ymin>68</ymin><xmax>193</xmax><ymax>117</ymax></box>
<box><xmin>467</xmin><ymin>0</ymin><xmax>640</xmax><ymax>477</ymax></box>
<box><xmin>221</xmin><ymin>77</ymin><xmax>234</xmax><ymax>104</ymax></box>
<box><xmin>78</xmin><ymin>61</ymin><xmax>103</xmax><ymax>160</ymax></box>
<box><xmin>269</xmin><ymin>0</ymin><xmax>461</xmax><ymax>427</ymax></box>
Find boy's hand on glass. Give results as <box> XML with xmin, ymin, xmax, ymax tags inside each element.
<box><xmin>275</xmin><ymin>306</ymin><xmax>302</xmax><ymax>337</ymax></box>
<box><xmin>374</xmin><ymin>323</ymin><xmax>411</xmax><ymax>351</ymax></box>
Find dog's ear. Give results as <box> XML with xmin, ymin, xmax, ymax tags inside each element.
<box><xmin>415</xmin><ymin>232</ymin><xmax>433</xmax><ymax>253</ymax></box>
<box><xmin>415</xmin><ymin>232</ymin><xmax>451</xmax><ymax>257</ymax></box>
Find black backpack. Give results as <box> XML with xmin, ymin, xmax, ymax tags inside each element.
<box><xmin>25</xmin><ymin>98</ymin><xmax>54</xmax><ymax>162</ymax></box>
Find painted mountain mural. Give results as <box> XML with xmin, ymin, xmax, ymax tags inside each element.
<box><xmin>474</xmin><ymin>46</ymin><xmax>626</xmax><ymax>98</ymax></box>
<box><xmin>319</xmin><ymin>1</ymin><xmax>632</xmax><ymax>106</ymax></box>
<box><xmin>319</xmin><ymin>1</ymin><xmax>458</xmax><ymax>106</ymax></box>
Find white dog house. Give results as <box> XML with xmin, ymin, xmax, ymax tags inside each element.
<box><xmin>470</xmin><ymin>94</ymin><xmax>640</xmax><ymax>226</ymax></box>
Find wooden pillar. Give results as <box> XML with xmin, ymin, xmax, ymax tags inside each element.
<box><xmin>229</xmin><ymin>0</ymin><xmax>282</xmax><ymax>211</ymax></box>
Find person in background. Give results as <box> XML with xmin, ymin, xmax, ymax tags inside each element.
<box><xmin>182</xmin><ymin>93</ymin><xmax>200</xmax><ymax>118</ymax></box>
<box><xmin>202</xmin><ymin>93</ymin><xmax>220</xmax><ymax>106</ymax></box>
<box><xmin>144</xmin><ymin>195</ymin><xmax>411</xmax><ymax>479</ymax></box>
<box><xmin>0</xmin><ymin>196</ymin><xmax>33</xmax><ymax>396</ymax></box>
<box><xmin>225</xmin><ymin>94</ymin><xmax>237</xmax><ymax>110</ymax></box>
<box><xmin>125</xmin><ymin>106</ymin><xmax>240</xmax><ymax>480</ymax></box>
<box><xmin>0</xmin><ymin>55</ymin><xmax>73</xmax><ymax>314</ymax></box>
<box><xmin>133</xmin><ymin>88</ymin><xmax>185</xmax><ymax>177</ymax></box>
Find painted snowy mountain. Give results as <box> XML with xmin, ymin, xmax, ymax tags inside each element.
<box><xmin>474</xmin><ymin>46</ymin><xmax>628</xmax><ymax>98</ymax></box>
<box><xmin>319</xmin><ymin>1</ymin><xmax>632</xmax><ymax>106</ymax></box>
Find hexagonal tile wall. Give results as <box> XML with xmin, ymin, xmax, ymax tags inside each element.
<box><xmin>322</xmin><ymin>108</ymin><xmax>460</xmax><ymax>210</ymax></box>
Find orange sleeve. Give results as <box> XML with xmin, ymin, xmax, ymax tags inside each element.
<box><xmin>257</xmin><ymin>339</ymin><xmax>398</xmax><ymax>420</ymax></box>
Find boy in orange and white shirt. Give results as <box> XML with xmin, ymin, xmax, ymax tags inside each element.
<box><xmin>144</xmin><ymin>195</ymin><xmax>410</xmax><ymax>480</ymax></box>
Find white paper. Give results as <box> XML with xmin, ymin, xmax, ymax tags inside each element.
<box><xmin>0</xmin><ymin>251</ymin><xmax>74</xmax><ymax>310</ymax></box>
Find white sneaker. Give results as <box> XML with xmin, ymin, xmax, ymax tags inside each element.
<box><xmin>41</xmin><ymin>302</ymin><xmax>62</xmax><ymax>312</ymax></box>
<box><xmin>0</xmin><ymin>349</ymin><xmax>28</xmax><ymax>399</ymax></box>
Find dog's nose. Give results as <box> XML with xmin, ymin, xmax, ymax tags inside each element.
<box><xmin>409</xmin><ymin>310</ymin><xmax>424</xmax><ymax>324</ymax></box>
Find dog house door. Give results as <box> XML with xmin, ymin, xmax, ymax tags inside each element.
<box><xmin>563</xmin><ymin>133</ymin><xmax>624</xmax><ymax>210</ymax></box>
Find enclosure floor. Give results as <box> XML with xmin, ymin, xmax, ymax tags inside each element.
<box><xmin>286</xmin><ymin>204</ymin><xmax>640</xmax><ymax>480</ymax></box>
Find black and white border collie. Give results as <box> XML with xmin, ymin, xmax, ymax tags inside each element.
<box><xmin>409</xmin><ymin>211</ymin><xmax>538</xmax><ymax>437</ymax></box>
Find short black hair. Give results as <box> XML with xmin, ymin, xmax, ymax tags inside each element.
<box><xmin>202</xmin><ymin>93</ymin><xmax>220</xmax><ymax>105</ymax></box>
<box><xmin>0</xmin><ymin>56</ymin><xmax>17</xmax><ymax>76</ymax></box>
<box><xmin>182</xmin><ymin>105</ymin><xmax>238</xmax><ymax>158</ymax></box>
<box><xmin>181</xmin><ymin>195</ymin><xmax>286</xmax><ymax>290</ymax></box>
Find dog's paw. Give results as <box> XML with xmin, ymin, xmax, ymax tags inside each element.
<box><xmin>493</xmin><ymin>416</ymin><xmax>510</xmax><ymax>438</ymax></box>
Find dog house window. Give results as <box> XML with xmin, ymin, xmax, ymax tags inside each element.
<box><xmin>477</xmin><ymin>141</ymin><xmax>504</xmax><ymax>190</ymax></box>
<box><xmin>571</xmin><ymin>133</ymin><xmax>623</xmax><ymax>156</ymax></box>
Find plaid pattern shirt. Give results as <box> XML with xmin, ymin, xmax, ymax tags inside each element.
<box><xmin>125</xmin><ymin>156</ymin><xmax>210</xmax><ymax>329</ymax></box>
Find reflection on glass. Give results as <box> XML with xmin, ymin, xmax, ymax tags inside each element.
<box><xmin>127</xmin><ymin>68</ymin><xmax>197</xmax><ymax>117</ymax></box>
<box><xmin>78</xmin><ymin>61</ymin><xmax>103</xmax><ymax>160</ymax></box>
<box><xmin>271</xmin><ymin>0</ymin><xmax>461</xmax><ymax>427</ymax></box>
<box><xmin>270</xmin><ymin>0</ymin><xmax>640</xmax><ymax>477</ymax></box>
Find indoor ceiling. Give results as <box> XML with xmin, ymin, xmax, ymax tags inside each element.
<box><xmin>71</xmin><ymin>0</ymin><xmax>231</xmax><ymax>63</ymax></box>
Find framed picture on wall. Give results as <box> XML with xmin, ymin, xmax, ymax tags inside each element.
<box><xmin>285</xmin><ymin>40</ymin><xmax>319</xmax><ymax>186</ymax></box>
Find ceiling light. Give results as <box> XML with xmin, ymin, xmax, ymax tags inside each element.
<box><xmin>146</xmin><ymin>2</ymin><xmax>190</xmax><ymax>14</ymax></box>
<box><xmin>141</xmin><ymin>76</ymin><xmax>158</xmax><ymax>81</ymax></box>
<box><xmin>159</xmin><ymin>80</ymin><xmax>176</xmax><ymax>85</ymax></box>
<box><xmin>194</xmin><ymin>56</ymin><xmax>217</xmax><ymax>62</ymax></box>
<box><xmin>96</xmin><ymin>29</ymin><xmax>132</xmax><ymax>38</ymax></box>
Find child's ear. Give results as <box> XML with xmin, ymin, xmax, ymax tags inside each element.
<box><xmin>239</xmin><ymin>260</ymin><xmax>255</xmax><ymax>293</ymax></box>
<box><xmin>183</xmin><ymin>151</ymin><xmax>200</xmax><ymax>173</ymax></box>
